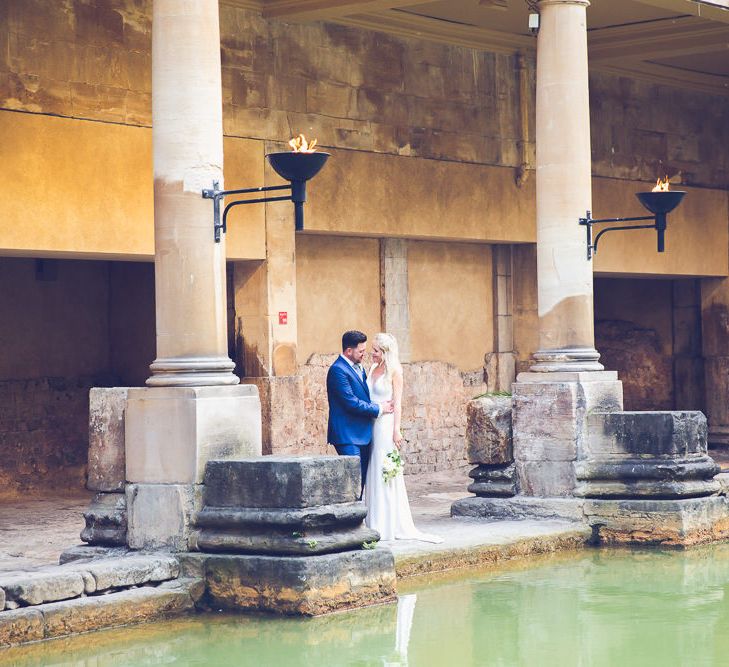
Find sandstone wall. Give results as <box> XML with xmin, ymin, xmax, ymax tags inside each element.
<box><xmin>298</xmin><ymin>355</ymin><xmax>479</xmax><ymax>474</ymax></box>
<box><xmin>408</xmin><ymin>241</ymin><xmax>494</xmax><ymax>371</ymax></box>
<box><xmin>295</xmin><ymin>235</ymin><xmax>382</xmax><ymax>366</ymax></box>
<box><xmin>0</xmin><ymin>377</ymin><xmax>93</xmax><ymax>499</ymax></box>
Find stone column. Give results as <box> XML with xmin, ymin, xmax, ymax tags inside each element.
<box><xmin>510</xmin><ymin>0</ymin><xmax>623</xmax><ymax>499</ymax></box>
<box><xmin>148</xmin><ymin>0</ymin><xmax>235</xmax><ymax>387</ymax></box>
<box><xmin>124</xmin><ymin>0</ymin><xmax>261</xmax><ymax>550</ymax></box>
<box><xmin>531</xmin><ymin>0</ymin><xmax>601</xmax><ymax>373</ymax></box>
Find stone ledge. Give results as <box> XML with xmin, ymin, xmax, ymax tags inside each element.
<box><xmin>0</xmin><ymin>579</ymin><xmax>200</xmax><ymax>647</ymax></box>
<box><xmin>0</xmin><ymin>555</ymin><xmax>179</xmax><ymax>608</ymax></box>
<box><xmin>451</xmin><ymin>496</ymin><xmax>586</xmax><ymax>522</ymax></box>
<box><xmin>393</xmin><ymin>527</ymin><xmax>592</xmax><ymax>578</ymax></box>
<box><xmin>584</xmin><ymin>496</ymin><xmax>729</xmax><ymax>547</ymax></box>
<box><xmin>181</xmin><ymin>549</ymin><xmax>397</xmax><ymax>616</ymax></box>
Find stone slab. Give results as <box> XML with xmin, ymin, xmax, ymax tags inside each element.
<box><xmin>203</xmin><ymin>457</ymin><xmax>360</xmax><ymax>509</ymax></box>
<box><xmin>451</xmin><ymin>496</ymin><xmax>585</xmax><ymax>522</ymax></box>
<box><xmin>583</xmin><ymin>496</ymin><xmax>729</xmax><ymax>546</ymax></box>
<box><xmin>585</xmin><ymin>410</ymin><xmax>709</xmax><ymax>458</ymax></box>
<box><xmin>59</xmin><ymin>545</ymin><xmax>130</xmax><ymax>565</ymax></box>
<box><xmin>83</xmin><ymin>555</ymin><xmax>179</xmax><ymax>591</ymax></box>
<box><xmin>195</xmin><ymin>549</ymin><xmax>396</xmax><ymax>616</ymax></box>
<box><xmin>126</xmin><ymin>483</ymin><xmax>201</xmax><ymax>551</ymax></box>
<box><xmin>0</xmin><ymin>608</ymin><xmax>44</xmax><ymax>647</ymax></box>
<box><xmin>0</xmin><ymin>570</ymin><xmax>85</xmax><ymax>607</ymax></box>
<box><xmin>125</xmin><ymin>385</ymin><xmax>262</xmax><ymax>484</ymax></box>
<box><xmin>0</xmin><ymin>554</ymin><xmax>179</xmax><ymax>609</ymax></box>
<box><xmin>88</xmin><ymin>387</ymin><xmax>129</xmax><ymax>492</ymax></box>
<box><xmin>40</xmin><ymin>581</ymin><xmax>196</xmax><ymax>640</ymax></box>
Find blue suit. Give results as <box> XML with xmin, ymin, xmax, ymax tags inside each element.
<box><xmin>327</xmin><ymin>355</ymin><xmax>380</xmax><ymax>490</ymax></box>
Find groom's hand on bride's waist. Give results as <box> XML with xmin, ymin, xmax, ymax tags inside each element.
<box><xmin>379</xmin><ymin>400</ymin><xmax>394</xmax><ymax>415</ymax></box>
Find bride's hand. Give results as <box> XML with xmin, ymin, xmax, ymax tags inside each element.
<box><xmin>393</xmin><ymin>430</ymin><xmax>404</xmax><ymax>446</ymax></box>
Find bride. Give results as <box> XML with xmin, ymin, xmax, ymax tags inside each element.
<box><xmin>364</xmin><ymin>332</ymin><xmax>443</xmax><ymax>543</ymax></box>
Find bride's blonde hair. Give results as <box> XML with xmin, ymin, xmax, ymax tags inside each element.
<box><xmin>374</xmin><ymin>332</ymin><xmax>402</xmax><ymax>383</ymax></box>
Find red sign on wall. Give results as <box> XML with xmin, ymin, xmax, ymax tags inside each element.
<box><xmin>278</xmin><ymin>311</ymin><xmax>288</xmax><ymax>325</ymax></box>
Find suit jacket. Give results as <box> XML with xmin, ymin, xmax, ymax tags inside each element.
<box><xmin>326</xmin><ymin>355</ymin><xmax>380</xmax><ymax>446</ymax></box>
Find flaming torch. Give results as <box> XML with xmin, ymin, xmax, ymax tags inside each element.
<box><xmin>203</xmin><ymin>134</ymin><xmax>330</xmax><ymax>241</ymax></box>
<box><xmin>267</xmin><ymin>135</ymin><xmax>330</xmax><ymax>230</ymax></box>
<box><xmin>636</xmin><ymin>176</ymin><xmax>686</xmax><ymax>252</ymax></box>
<box><xmin>579</xmin><ymin>175</ymin><xmax>687</xmax><ymax>259</ymax></box>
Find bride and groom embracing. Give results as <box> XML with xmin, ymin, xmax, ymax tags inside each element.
<box><xmin>326</xmin><ymin>330</ymin><xmax>442</xmax><ymax>544</ymax></box>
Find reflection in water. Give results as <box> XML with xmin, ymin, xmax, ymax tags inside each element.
<box><xmin>7</xmin><ymin>545</ymin><xmax>729</xmax><ymax>666</ymax></box>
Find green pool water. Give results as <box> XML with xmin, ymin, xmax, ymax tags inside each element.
<box><xmin>7</xmin><ymin>544</ymin><xmax>729</xmax><ymax>666</ymax></box>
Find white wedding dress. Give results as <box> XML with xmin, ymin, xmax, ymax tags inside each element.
<box><xmin>364</xmin><ymin>371</ymin><xmax>443</xmax><ymax>543</ymax></box>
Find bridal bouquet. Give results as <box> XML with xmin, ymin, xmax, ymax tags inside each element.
<box><xmin>382</xmin><ymin>449</ymin><xmax>403</xmax><ymax>483</ymax></box>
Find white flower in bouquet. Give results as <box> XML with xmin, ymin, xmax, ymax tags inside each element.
<box><xmin>382</xmin><ymin>449</ymin><xmax>403</xmax><ymax>483</ymax></box>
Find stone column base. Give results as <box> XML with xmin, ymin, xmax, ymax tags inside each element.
<box><xmin>81</xmin><ymin>492</ymin><xmax>127</xmax><ymax>546</ymax></box>
<box><xmin>125</xmin><ymin>385</ymin><xmax>262</xmax><ymax>484</ymax></box>
<box><xmin>467</xmin><ymin>463</ymin><xmax>516</xmax><ymax>497</ymax></box>
<box><xmin>179</xmin><ymin>550</ymin><xmax>397</xmax><ymax>616</ymax></box>
<box><xmin>584</xmin><ymin>497</ymin><xmax>729</xmax><ymax>547</ymax></box>
<box><xmin>513</xmin><ymin>371</ymin><xmax>623</xmax><ymax>496</ymax></box>
<box><xmin>126</xmin><ymin>483</ymin><xmax>202</xmax><ymax>551</ymax></box>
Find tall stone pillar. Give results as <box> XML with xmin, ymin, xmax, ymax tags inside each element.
<box><xmin>511</xmin><ymin>0</ymin><xmax>623</xmax><ymax>498</ymax></box>
<box><xmin>148</xmin><ymin>0</ymin><xmax>234</xmax><ymax>387</ymax></box>
<box><xmin>531</xmin><ymin>0</ymin><xmax>601</xmax><ymax>373</ymax></box>
<box><xmin>124</xmin><ymin>0</ymin><xmax>262</xmax><ymax>550</ymax></box>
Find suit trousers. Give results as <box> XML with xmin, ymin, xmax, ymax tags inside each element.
<box><xmin>334</xmin><ymin>443</ymin><xmax>370</xmax><ymax>494</ymax></box>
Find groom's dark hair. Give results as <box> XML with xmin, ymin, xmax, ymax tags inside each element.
<box><xmin>342</xmin><ymin>330</ymin><xmax>367</xmax><ymax>351</ymax></box>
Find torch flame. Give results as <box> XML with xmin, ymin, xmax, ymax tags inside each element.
<box><xmin>652</xmin><ymin>176</ymin><xmax>670</xmax><ymax>192</ymax></box>
<box><xmin>289</xmin><ymin>134</ymin><xmax>318</xmax><ymax>153</ymax></box>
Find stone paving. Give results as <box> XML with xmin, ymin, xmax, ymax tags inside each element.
<box><xmin>2</xmin><ymin>451</ymin><xmax>728</xmax><ymax>577</ymax></box>
<box><xmin>0</xmin><ymin>492</ymin><xmax>92</xmax><ymax>574</ymax></box>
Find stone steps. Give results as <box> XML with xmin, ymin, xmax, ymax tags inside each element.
<box><xmin>0</xmin><ymin>554</ymin><xmax>202</xmax><ymax>648</ymax></box>
<box><xmin>0</xmin><ymin>577</ymin><xmax>201</xmax><ymax>647</ymax></box>
<box><xmin>0</xmin><ymin>555</ymin><xmax>179</xmax><ymax>609</ymax></box>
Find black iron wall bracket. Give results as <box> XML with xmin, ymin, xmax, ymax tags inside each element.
<box><xmin>578</xmin><ymin>211</ymin><xmax>658</xmax><ymax>261</ymax></box>
<box><xmin>202</xmin><ymin>180</ymin><xmax>293</xmax><ymax>242</ymax></box>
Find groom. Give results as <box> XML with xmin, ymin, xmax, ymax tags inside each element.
<box><xmin>327</xmin><ymin>330</ymin><xmax>393</xmax><ymax>493</ymax></box>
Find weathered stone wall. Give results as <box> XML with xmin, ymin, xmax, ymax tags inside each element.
<box><xmin>594</xmin><ymin>277</ymin><xmax>704</xmax><ymax>413</ymax></box>
<box><xmin>0</xmin><ymin>258</ymin><xmax>153</xmax><ymax>497</ymax></box>
<box><xmin>297</xmin><ymin>355</ymin><xmax>481</xmax><ymax>474</ymax></box>
<box><xmin>0</xmin><ymin>377</ymin><xmax>93</xmax><ymax>498</ymax></box>
<box><xmin>3</xmin><ymin>2</ymin><xmax>726</xmax><ymax>190</ymax></box>
<box><xmin>590</xmin><ymin>73</ymin><xmax>729</xmax><ymax>190</ymax></box>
